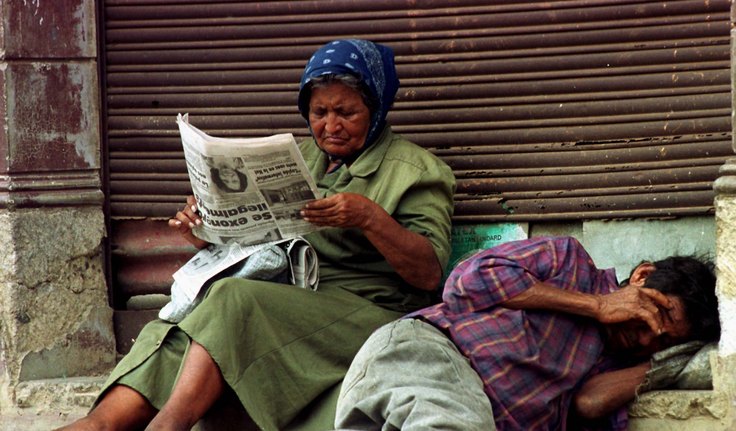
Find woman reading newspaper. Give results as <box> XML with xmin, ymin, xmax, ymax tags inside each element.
<box><xmin>59</xmin><ymin>39</ymin><xmax>455</xmax><ymax>431</ymax></box>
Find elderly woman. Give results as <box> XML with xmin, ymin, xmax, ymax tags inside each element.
<box><xmin>59</xmin><ymin>39</ymin><xmax>455</xmax><ymax>431</ymax></box>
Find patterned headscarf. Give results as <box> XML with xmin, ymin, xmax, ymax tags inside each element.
<box><xmin>298</xmin><ymin>39</ymin><xmax>400</xmax><ymax>165</ymax></box>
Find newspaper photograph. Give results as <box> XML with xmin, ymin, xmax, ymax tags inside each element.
<box><xmin>176</xmin><ymin>113</ymin><xmax>323</xmax><ymax>246</ymax></box>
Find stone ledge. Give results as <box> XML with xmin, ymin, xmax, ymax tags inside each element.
<box><xmin>3</xmin><ymin>376</ymin><xmax>252</xmax><ymax>430</ymax></box>
<box><xmin>13</xmin><ymin>376</ymin><xmax>104</xmax><ymax>413</ymax></box>
<box><xmin>629</xmin><ymin>389</ymin><xmax>729</xmax><ymax>422</ymax></box>
<box><xmin>0</xmin><ymin>409</ymin><xmax>87</xmax><ymax>431</ymax></box>
<box><xmin>1</xmin><ymin>376</ymin><xmax>105</xmax><ymax>430</ymax></box>
<box><xmin>626</xmin><ymin>390</ymin><xmax>736</xmax><ymax>430</ymax></box>
<box><xmin>629</xmin><ymin>416</ymin><xmax>733</xmax><ymax>431</ymax></box>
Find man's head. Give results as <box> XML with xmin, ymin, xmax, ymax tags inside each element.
<box><xmin>606</xmin><ymin>255</ymin><xmax>718</xmax><ymax>357</ymax></box>
<box><xmin>644</xmin><ymin>256</ymin><xmax>719</xmax><ymax>341</ymax></box>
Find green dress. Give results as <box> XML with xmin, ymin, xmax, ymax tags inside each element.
<box><xmin>100</xmin><ymin>126</ymin><xmax>455</xmax><ymax>430</ymax></box>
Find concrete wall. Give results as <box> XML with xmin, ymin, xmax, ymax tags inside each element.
<box><xmin>452</xmin><ymin>216</ymin><xmax>715</xmax><ymax>283</ymax></box>
<box><xmin>536</xmin><ymin>217</ymin><xmax>716</xmax><ymax>281</ymax></box>
<box><xmin>0</xmin><ymin>0</ymin><xmax>113</xmax><ymax>422</ymax></box>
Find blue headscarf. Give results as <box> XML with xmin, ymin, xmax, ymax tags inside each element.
<box><xmin>298</xmin><ymin>39</ymin><xmax>400</xmax><ymax>166</ymax></box>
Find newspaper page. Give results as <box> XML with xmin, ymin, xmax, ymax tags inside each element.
<box><xmin>176</xmin><ymin>113</ymin><xmax>322</xmax><ymax>246</ymax></box>
<box><xmin>172</xmin><ymin>114</ymin><xmax>322</xmax><ymax>299</ymax></box>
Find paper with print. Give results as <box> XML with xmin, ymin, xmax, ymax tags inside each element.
<box><xmin>177</xmin><ymin>113</ymin><xmax>323</xmax><ymax>246</ymax></box>
<box><xmin>174</xmin><ymin>114</ymin><xmax>323</xmax><ymax>298</ymax></box>
<box><xmin>172</xmin><ymin>236</ymin><xmax>319</xmax><ymax>301</ymax></box>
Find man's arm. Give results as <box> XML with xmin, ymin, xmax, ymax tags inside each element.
<box><xmin>443</xmin><ymin>236</ymin><xmax>601</xmax><ymax>314</ymax></box>
<box><xmin>501</xmin><ymin>281</ymin><xmax>672</xmax><ymax>334</ymax></box>
<box><xmin>572</xmin><ymin>362</ymin><xmax>651</xmax><ymax>419</ymax></box>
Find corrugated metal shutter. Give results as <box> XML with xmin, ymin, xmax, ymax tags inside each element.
<box><xmin>105</xmin><ymin>0</ymin><xmax>732</xmax><ymax>221</ymax></box>
<box><xmin>102</xmin><ymin>0</ymin><xmax>732</xmax><ymax>351</ymax></box>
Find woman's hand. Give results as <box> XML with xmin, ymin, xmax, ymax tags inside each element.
<box><xmin>595</xmin><ymin>285</ymin><xmax>673</xmax><ymax>334</ymax></box>
<box><xmin>301</xmin><ymin>192</ymin><xmax>442</xmax><ymax>291</ymax></box>
<box><xmin>300</xmin><ymin>192</ymin><xmax>377</xmax><ymax>229</ymax></box>
<box><xmin>168</xmin><ymin>195</ymin><xmax>210</xmax><ymax>249</ymax></box>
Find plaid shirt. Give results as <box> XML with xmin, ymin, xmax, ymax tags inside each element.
<box><xmin>409</xmin><ymin>236</ymin><xmax>625</xmax><ymax>430</ymax></box>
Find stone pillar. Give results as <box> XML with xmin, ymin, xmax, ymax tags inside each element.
<box><xmin>713</xmin><ymin>159</ymin><xmax>736</xmax><ymax>429</ymax></box>
<box><xmin>706</xmin><ymin>2</ymin><xmax>736</xmax><ymax>428</ymax></box>
<box><xmin>0</xmin><ymin>0</ymin><xmax>114</xmax><ymax>417</ymax></box>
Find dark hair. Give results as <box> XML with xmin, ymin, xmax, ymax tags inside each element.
<box><xmin>643</xmin><ymin>255</ymin><xmax>719</xmax><ymax>341</ymax></box>
<box><xmin>211</xmin><ymin>167</ymin><xmax>248</xmax><ymax>193</ymax></box>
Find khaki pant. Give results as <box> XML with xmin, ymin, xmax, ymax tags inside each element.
<box><xmin>335</xmin><ymin>319</ymin><xmax>496</xmax><ymax>431</ymax></box>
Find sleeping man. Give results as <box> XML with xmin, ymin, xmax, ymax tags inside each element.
<box><xmin>334</xmin><ymin>236</ymin><xmax>720</xmax><ymax>431</ymax></box>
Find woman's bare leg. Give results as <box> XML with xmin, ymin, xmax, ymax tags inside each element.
<box><xmin>145</xmin><ymin>340</ymin><xmax>225</xmax><ymax>431</ymax></box>
<box><xmin>54</xmin><ymin>384</ymin><xmax>157</xmax><ymax>431</ymax></box>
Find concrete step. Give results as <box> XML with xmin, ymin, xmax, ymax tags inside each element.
<box><xmin>1</xmin><ymin>409</ymin><xmax>87</xmax><ymax>431</ymax></box>
<box><xmin>2</xmin><ymin>376</ymin><xmax>104</xmax><ymax>430</ymax></box>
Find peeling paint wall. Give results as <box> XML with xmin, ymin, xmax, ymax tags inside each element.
<box><xmin>0</xmin><ymin>208</ymin><xmax>113</xmax><ymax>381</ymax></box>
<box><xmin>0</xmin><ymin>0</ymin><xmax>111</xmax><ymax>416</ymax></box>
<box><xmin>6</xmin><ymin>62</ymin><xmax>100</xmax><ymax>171</ymax></box>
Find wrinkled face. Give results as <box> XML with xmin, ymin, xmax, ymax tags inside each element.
<box><xmin>605</xmin><ymin>295</ymin><xmax>691</xmax><ymax>358</ymax></box>
<box><xmin>219</xmin><ymin>167</ymin><xmax>242</xmax><ymax>191</ymax></box>
<box><xmin>308</xmin><ymin>82</ymin><xmax>371</xmax><ymax>159</ymax></box>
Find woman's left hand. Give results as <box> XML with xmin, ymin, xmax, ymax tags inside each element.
<box><xmin>300</xmin><ymin>192</ymin><xmax>378</xmax><ymax>230</ymax></box>
<box><xmin>300</xmin><ymin>192</ymin><xmax>441</xmax><ymax>291</ymax></box>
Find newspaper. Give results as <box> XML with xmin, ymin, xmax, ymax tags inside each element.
<box><xmin>176</xmin><ymin>113</ymin><xmax>322</xmax><ymax>246</ymax></box>
<box><xmin>162</xmin><ymin>236</ymin><xmax>318</xmax><ymax>322</ymax></box>
<box><xmin>172</xmin><ymin>236</ymin><xmax>318</xmax><ymax>302</ymax></box>
<box><xmin>171</xmin><ymin>114</ymin><xmax>321</xmax><ymax>300</ymax></box>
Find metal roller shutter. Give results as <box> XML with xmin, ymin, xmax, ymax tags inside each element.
<box><xmin>101</xmin><ymin>0</ymin><xmax>732</xmax><ymax>350</ymax></box>
<box><xmin>104</xmin><ymin>0</ymin><xmax>731</xmax><ymax>221</ymax></box>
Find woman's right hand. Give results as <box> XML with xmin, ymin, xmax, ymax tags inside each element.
<box><xmin>168</xmin><ymin>195</ymin><xmax>210</xmax><ymax>249</ymax></box>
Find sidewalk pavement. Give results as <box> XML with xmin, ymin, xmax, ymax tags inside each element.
<box><xmin>1</xmin><ymin>409</ymin><xmax>86</xmax><ymax>430</ymax></box>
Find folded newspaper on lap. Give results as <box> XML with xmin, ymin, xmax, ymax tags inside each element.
<box><xmin>172</xmin><ymin>236</ymin><xmax>319</xmax><ymax>302</ymax></box>
<box><xmin>171</xmin><ymin>113</ymin><xmax>323</xmax><ymax>301</ymax></box>
<box><xmin>161</xmin><ymin>237</ymin><xmax>318</xmax><ymax>322</ymax></box>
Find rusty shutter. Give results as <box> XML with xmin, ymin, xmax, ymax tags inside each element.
<box><xmin>105</xmin><ymin>0</ymin><xmax>732</xmax><ymax>221</ymax></box>
<box><xmin>102</xmin><ymin>0</ymin><xmax>732</xmax><ymax>351</ymax></box>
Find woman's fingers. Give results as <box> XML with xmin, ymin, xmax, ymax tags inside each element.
<box><xmin>169</xmin><ymin>196</ymin><xmax>202</xmax><ymax>232</ymax></box>
<box><xmin>168</xmin><ymin>217</ymin><xmax>184</xmax><ymax>230</ymax></box>
<box><xmin>167</xmin><ymin>195</ymin><xmax>210</xmax><ymax>249</ymax></box>
<box><xmin>301</xmin><ymin>193</ymin><xmax>373</xmax><ymax>228</ymax></box>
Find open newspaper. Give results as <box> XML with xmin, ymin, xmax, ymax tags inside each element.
<box><xmin>169</xmin><ymin>114</ymin><xmax>321</xmax><ymax>303</ymax></box>
<box><xmin>177</xmin><ymin>113</ymin><xmax>321</xmax><ymax>245</ymax></box>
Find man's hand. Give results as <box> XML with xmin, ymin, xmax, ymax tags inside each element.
<box><xmin>573</xmin><ymin>362</ymin><xmax>651</xmax><ymax>420</ymax></box>
<box><xmin>595</xmin><ymin>286</ymin><xmax>673</xmax><ymax>335</ymax></box>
